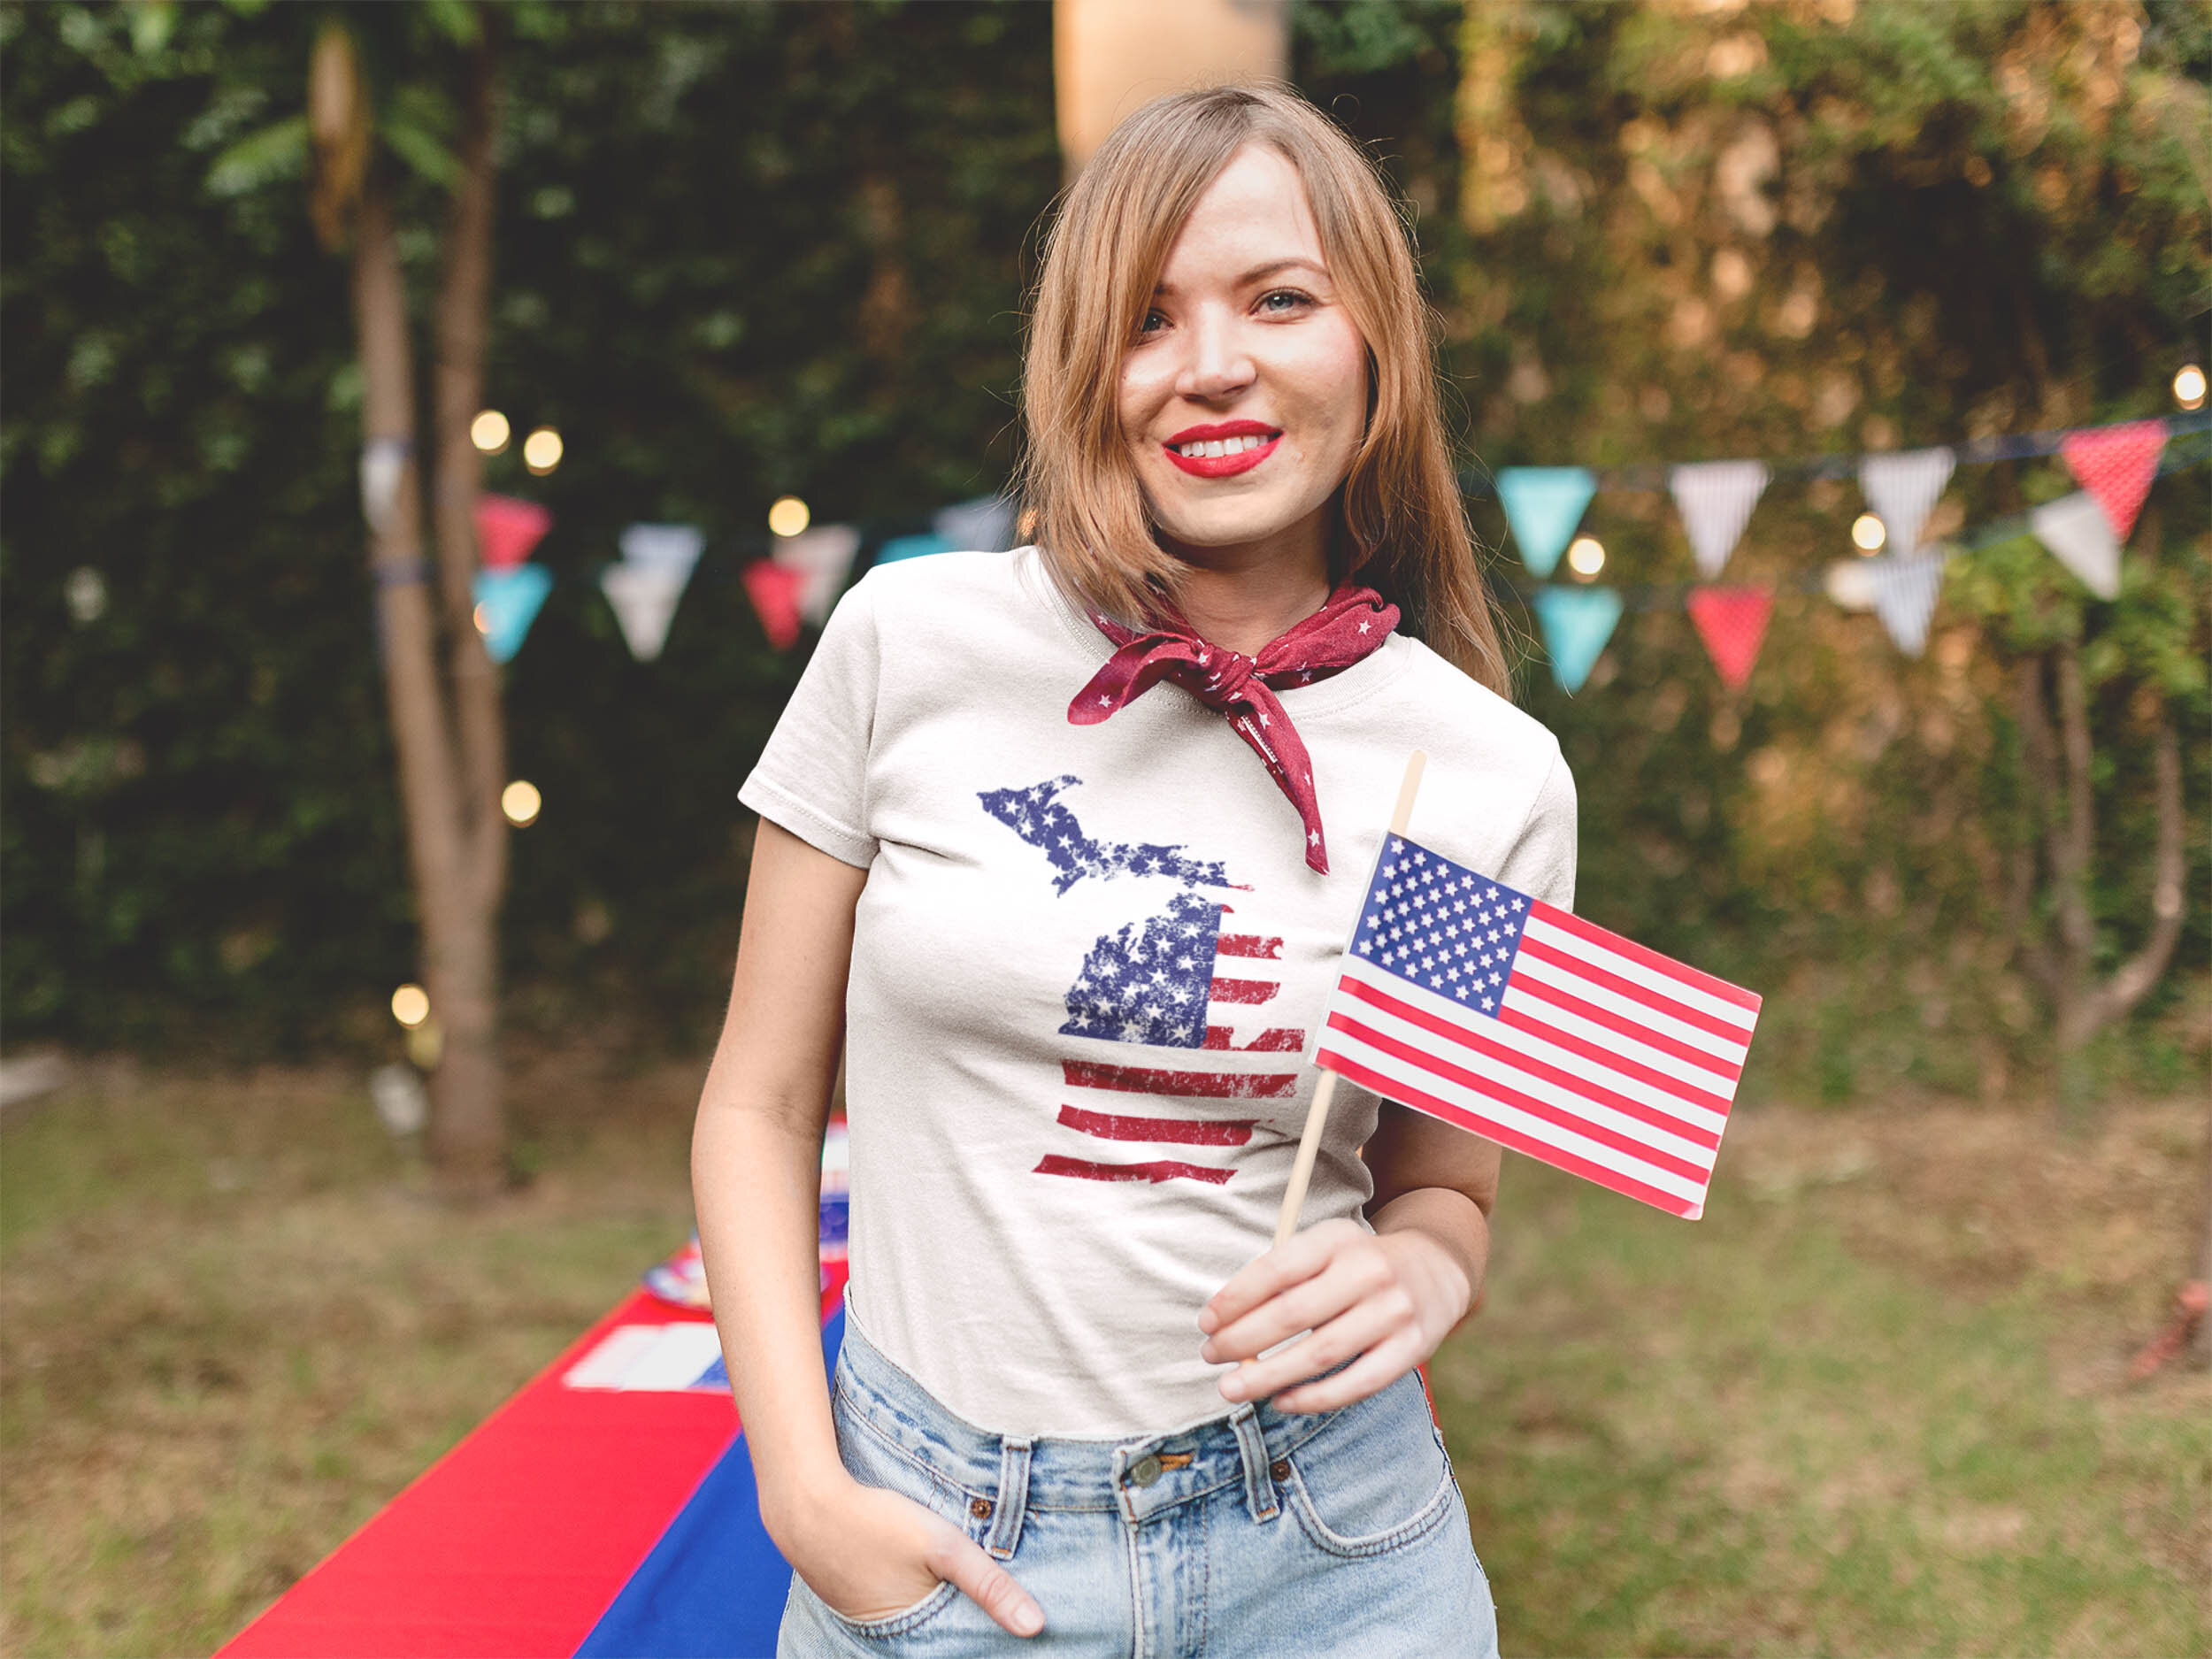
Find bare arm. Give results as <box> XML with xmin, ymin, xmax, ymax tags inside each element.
<box><xmin>692</xmin><ymin>818</ymin><xmax>1041</xmax><ymax>1636</ymax></box>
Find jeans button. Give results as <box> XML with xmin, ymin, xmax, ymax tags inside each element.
<box><xmin>1128</xmin><ymin>1453</ymin><xmax>1163</xmax><ymax>1487</ymax></box>
<box><xmin>1270</xmin><ymin>1459</ymin><xmax>1291</xmax><ymax>1482</ymax></box>
<box><xmin>970</xmin><ymin>1496</ymin><xmax>995</xmax><ymax>1518</ymax></box>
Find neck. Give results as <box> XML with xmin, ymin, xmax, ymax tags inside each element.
<box><xmin>1160</xmin><ymin>528</ymin><xmax>1333</xmax><ymax>656</ymax></box>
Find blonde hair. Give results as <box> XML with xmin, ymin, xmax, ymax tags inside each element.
<box><xmin>1018</xmin><ymin>83</ymin><xmax>1508</xmax><ymax>695</ymax></box>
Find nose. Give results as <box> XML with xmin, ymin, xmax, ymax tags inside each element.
<box><xmin>1174</xmin><ymin>304</ymin><xmax>1255</xmax><ymax>403</ymax></box>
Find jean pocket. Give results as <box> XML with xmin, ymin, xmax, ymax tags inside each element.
<box><xmin>809</xmin><ymin>1380</ymin><xmax>987</xmax><ymax>1640</ymax></box>
<box><xmin>1279</xmin><ymin>1379</ymin><xmax>1459</xmax><ymax>1559</ymax></box>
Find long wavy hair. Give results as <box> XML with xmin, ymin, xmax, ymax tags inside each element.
<box><xmin>1018</xmin><ymin>83</ymin><xmax>1508</xmax><ymax>695</ymax></box>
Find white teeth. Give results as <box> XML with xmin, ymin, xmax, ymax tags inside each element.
<box><xmin>1175</xmin><ymin>434</ymin><xmax>1272</xmax><ymax>458</ymax></box>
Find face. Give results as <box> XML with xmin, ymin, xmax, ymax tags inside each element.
<box><xmin>1118</xmin><ymin>144</ymin><xmax>1369</xmax><ymax>579</ymax></box>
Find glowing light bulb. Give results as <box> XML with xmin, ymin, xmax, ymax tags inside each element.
<box><xmin>1851</xmin><ymin>512</ymin><xmax>1887</xmax><ymax>554</ymax></box>
<box><xmin>767</xmin><ymin>495</ymin><xmax>811</xmax><ymax>537</ymax></box>
<box><xmin>470</xmin><ymin>410</ymin><xmax>511</xmax><ymax>454</ymax></box>
<box><xmin>1565</xmin><ymin>536</ymin><xmax>1606</xmax><ymax>580</ymax></box>
<box><xmin>2175</xmin><ymin>364</ymin><xmax>2207</xmax><ymax>411</ymax></box>
<box><xmin>502</xmin><ymin>780</ymin><xmax>541</xmax><ymax>827</ymax></box>
<box><xmin>523</xmin><ymin>426</ymin><xmax>564</xmax><ymax>474</ymax></box>
<box><xmin>391</xmin><ymin>984</ymin><xmax>430</xmax><ymax>1028</ymax></box>
<box><xmin>472</xmin><ymin>603</ymin><xmax>490</xmax><ymax>634</ymax></box>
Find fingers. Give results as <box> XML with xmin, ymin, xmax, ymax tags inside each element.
<box><xmin>1203</xmin><ymin>1244</ymin><xmax>1394</xmax><ymax>1367</ymax></box>
<box><xmin>1217</xmin><ymin>1293</ymin><xmax>1404</xmax><ymax>1403</ymax></box>
<box><xmin>1199</xmin><ymin>1217</ymin><xmax>1362</xmax><ymax>1336</ymax></box>
<box><xmin>1271</xmin><ymin>1335</ymin><xmax>1422</xmax><ymax>1414</ymax></box>
<box><xmin>925</xmin><ymin>1528</ymin><xmax>1045</xmax><ymax>1639</ymax></box>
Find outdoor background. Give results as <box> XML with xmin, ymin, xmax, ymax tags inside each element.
<box><xmin>4</xmin><ymin>1</ymin><xmax>2208</xmax><ymax>1655</ymax></box>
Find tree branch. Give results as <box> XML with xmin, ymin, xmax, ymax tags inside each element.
<box><xmin>2054</xmin><ymin>639</ymin><xmax>2097</xmax><ymax>969</ymax></box>
<box><xmin>2079</xmin><ymin>711</ymin><xmax>2187</xmax><ymax>1038</ymax></box>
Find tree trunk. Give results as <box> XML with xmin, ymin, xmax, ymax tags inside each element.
<box><xmin>421</xmin><ymin>30</ymin><xmax>507</xmax><ymax>1194</ymax></box>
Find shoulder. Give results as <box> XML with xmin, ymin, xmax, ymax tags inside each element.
<box><xmin>846</xmin><ymin>547</ymin><xmax>1034</xmax><ymax>615</ymax></box>
<box><xmin>1393</xmin><ymin>634</ymin><xmax>1568</xmax><ymax>782</ymax></box>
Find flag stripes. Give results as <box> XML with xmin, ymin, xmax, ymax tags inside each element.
<box><xmin>1055</xmin><ymin>1105</ymin><xmax>1256</xmax><ymax>1146</ymax></box>
<box><xmin>1318</xmin><ymin>837</ymin><xmax>1759</xmax><ymax>1218</ymax></box>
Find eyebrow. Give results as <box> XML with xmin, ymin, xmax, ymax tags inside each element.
<box><xmin>1154</xmin><ymin>257</ymin><xmax>1331</xmax><ymax>296</ymax></box>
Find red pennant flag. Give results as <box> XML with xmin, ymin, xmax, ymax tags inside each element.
<box><xmin>741</xmin><ymin>558</ymin><xmax>804</xmax><ymax>649</ymax></box>
<box><xmin>474</xmin><ymin>495</ymin><xmax>553</xmax><ymax>570</ymax></box>
<box><xmin>2059</xmin><ymin>419</ymin><xmax>2165</xmax><ymax>542</ymax></box>
<box><xmin>1685</xmin><ymin>585</ymin><xmax>1773</xmax><ymax>691</ymax></box>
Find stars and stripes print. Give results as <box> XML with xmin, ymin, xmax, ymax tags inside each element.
<box><xmin>1316</xmin><ymin>836</ymin><xmax>1761</xmax><ymax>1219</ymax></box>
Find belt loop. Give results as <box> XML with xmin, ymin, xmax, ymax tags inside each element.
<box><xmin>986</xmin><ymin>1436</ymin><xmax>1033</xmax><ymax>1560</ymax></box>
<box><xmin>1230</xmin><ymin>1405</ymin><xmax>1279</xmax><ymax>1523</ymax></box>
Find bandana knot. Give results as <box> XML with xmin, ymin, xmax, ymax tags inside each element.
<box><xmin>1066</xmin><ymin>582</ymin><xmax>1400</xmax><ymax>873</ymax></box>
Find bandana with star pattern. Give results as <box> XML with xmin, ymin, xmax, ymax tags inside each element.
<box><xmin>1066</xmin><ymin>582</ymin><xmax>1401</xmax><ymax>874</ymax></box>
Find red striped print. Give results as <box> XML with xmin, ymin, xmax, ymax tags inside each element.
<box><xmin>1217</xmin><ymin>934</ymin><xmax>1283</xmax><ymax>959</ymax></box>
<box><xmin>1209</xmin><ymin>976</ymin><xmax>1280</xmax><ymax>1004</ymax></box>
<box><xmin>1062</xmin><ymin>1060</ymin><xmax>1299</xmax><ymax>1100</ymax></box>
<box><xmin>1529</xmin><ymin>901</ymin><xmax>1762</xmax><ymax>1012</ymax></box>
<box><xmin>1202</xmin><ymin>1026</ymin><xmax>1306</xmax><ymax>1052</ymax></box>
<box><xmin>1057</xmin><ymin>1105</ymin><xmax>1256</xmax><ymax>1146</ymax></box>
<box><xmin>1335</xmin><ymin>977</ymin><xmax>1719</xmax><ymax>1149</ymax></box>
<box><xmin>1317</xmin><ymin>1050</ymin><xmax>1699</xmax><ymax>1218</ymax></box>
<box><xmin>1034</xmin><ymin>1155</ymin><xmax>1233</xmax><ymax>1186</ymax></box>
<box><xmin>1325</xmin><ymin>1012</ymin><xmax>1709</xmax><ymax>1185</ymax></box>
<box><xmin>1495</xmin><ymin>1004</ymin><xmax>1733</xmax><ymax>1117</ymax></box>
<box><xmin>1509</xmin><ymin>974</ymin><xmax>1744</xmax><ymax>1081</ymax></box>
<box><xmin>1516</xmin><ymin>935</ymin><xmax>1751</xmax><ymax>1043</ymax></box>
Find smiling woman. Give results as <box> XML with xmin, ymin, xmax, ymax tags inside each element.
<box><xmin>694</xmin><ymin>83</ymin><xmax>1573</xmax><ymax>1658</ymax></box>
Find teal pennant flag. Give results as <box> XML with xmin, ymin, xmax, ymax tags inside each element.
<box><xmin>1531</xmin><ymin>585</ymin><xmax>1623</xmax><ymax>694</ymax></box>
<box><xmin>473</xmin><ymin>564</ymin><xmax>552</xmax><ymax>664</ymax></box>
<box><xmin>1495</xmin><ymin>466</ymin><xmax>1597</xmax><ymax>579</ymax></box>
<box><xmin>874</xmin><ymin>532</ymin><xmax>956</xmax><ymax>565</ymax></box>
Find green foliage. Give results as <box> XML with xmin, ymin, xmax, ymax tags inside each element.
<box><xmin>4</xmin><ymin>0</ymin><xmax>1056</xmax><ymax>1054</ymax></box>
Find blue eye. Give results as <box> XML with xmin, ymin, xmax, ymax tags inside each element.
<box><xmin>1258</xmin><ymin>288</ymin><xmax>1314</xmax><ymax>315</ymax></box>
<box><xmin>1136</xmin><ymin>309</ymin><xmax>1169</xmax><ymax>336</ymax></box>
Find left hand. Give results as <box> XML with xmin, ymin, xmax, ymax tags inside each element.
<box><xmin>1197</xmin><ymin>1217</ymin><xmax>1472</xmax><ymax>1414</ymax></box>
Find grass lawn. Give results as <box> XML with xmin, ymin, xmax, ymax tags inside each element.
<box><xmin>2</xmin><ymin>1048</ymin><xmax>2206</xmax><ymax>1657</ymax></box>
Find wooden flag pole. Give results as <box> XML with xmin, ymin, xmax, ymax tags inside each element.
<box><xmin>1272</xmin><ymin>750</ymin><xmax>1427</xmax><ymax>1248</ymax></box>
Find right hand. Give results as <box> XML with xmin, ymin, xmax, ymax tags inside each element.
<box><xmin>787</xmin><ymin>1475</ymin><xmax>1045</xmax><ymax>1638</ymax></box>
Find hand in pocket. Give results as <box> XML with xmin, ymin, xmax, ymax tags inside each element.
<box><xmin>789</xmin><ymin>1477</ymin><xmax>1044</xmax><ymax>1636</ymax></box>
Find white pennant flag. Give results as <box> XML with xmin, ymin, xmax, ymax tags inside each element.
<box><xmin>1866</xmin><ymin>551</ymin><xmax>1946</xmax><ymax>657</ymax></box>
<box><xmin>772</xmin><ymin>525</ymin><xmax>862</xmax><ymax>626</ymax></box>
<box><xmin>2028</xmin><ymin>490</ymin><xmax>2121</xmax><ymax>600</ymax></box>
<box><xmin>1859</xmin><ymin>447</ymin><xmax>1955</xmax><ymax>555</ymax></box>
<box><xmin>619</xmin><ymin>523</ymin><xmax>704</xmax><ymax>580</ymax></box>
<box><xmin>934</xmin><ymin>495</ymin><xmax>1018</xmax><ymax>553</ymax></box>
<box><xmin>600</xmin><ymin>561</ymin><xmax>689</xmax><ymax>661</ymax></box>
<box><xmin>1670</xmin><ymin>460</ymin><xmax>1770</xmax><ymax>579</ymax></box>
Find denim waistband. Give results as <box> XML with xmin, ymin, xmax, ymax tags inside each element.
<box><xmin>832</xmin><ymin>1304</ymin><xmax>1395</xmax><ymax>1541</ymax></box>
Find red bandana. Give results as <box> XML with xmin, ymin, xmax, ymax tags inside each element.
<box><xmin>1067</xmin><ymin>583</ymin><xmax>1400</xmax><ymax>874</ymax></box>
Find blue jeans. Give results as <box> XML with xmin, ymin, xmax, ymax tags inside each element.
<box><xmin>779</xmin><ymin>1314</ymin><xmax>1498</xmax><ymax>1657</ymax></box>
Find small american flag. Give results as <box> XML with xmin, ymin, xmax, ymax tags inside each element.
<box><xmin>1315</xmin><ymin>835</ymin><xmax>1760</xmax><ymax>1219</ymax></box>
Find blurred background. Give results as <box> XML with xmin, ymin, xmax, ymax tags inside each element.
<box><xmin>3</xmin><ymin>2</ymin><xmax>2206</xmax><ymax>1654</ymax></box>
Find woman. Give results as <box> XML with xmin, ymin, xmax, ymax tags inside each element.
<box><xmin>693</xmin><ymin>84</ymin><xmax>1575</xmax><ymax>1656</ymax></box>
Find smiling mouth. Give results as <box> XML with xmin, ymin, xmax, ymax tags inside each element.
<box><xmin>1164</xmin><ymin>427</ymin><xmax>1281</xmax><ymax>478</ymax></box>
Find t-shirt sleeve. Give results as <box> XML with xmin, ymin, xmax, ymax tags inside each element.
<box><xmin>736</xmin><ymin>574</ymin><xmax>881</xmax><ymax>869</ymax></box>
<box><xmin>1495</xmin><ymin>747</ymin><xmax>1578</xmax><ymax>911</ymax></box>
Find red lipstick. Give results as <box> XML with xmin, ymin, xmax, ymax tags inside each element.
<box><xmin>1163</xmin><ymin>419</ymin><xmax>1281</xmax><ymax>479</ymax></box>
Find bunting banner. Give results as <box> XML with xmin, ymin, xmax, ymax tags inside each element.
<box><xmin>1685</xmin><ymin>586</ymin><xmax>1774</xmax><ymax>690</ymax></box>
<box><xmin>1670</xmin><ymin>460</ymin><xmax>1770</xmax><ymax>580</ymax></box>
<box><xmin>359</xmin><ymin>437</ymin><xmax>409</xmax><ymax>536</ymax></box>
<box><xmin>473</xmin><ymin>564</ymin><xmax>553</xmax><ymax>664</ymax></box>
<box><xmin>618</xmin><ymin>523</ymin><xmax>704</xmax><ymax>580</ymax></box>
<box><xmin>1496</xmin><ymin>467</ymin><xmax>1597</xmax><ymax>579</ymax></box>
<box><xmin>771</xmin><ymin>525</ymin><xmax>863</xmax><ymax>626</ymax></box>
<box><xmin>1864</xmin><ymin>551</ymin><xmax>1946</xmax><ymax>657</ymax></box>
<box><xmin>2059</xmin><ymin>419</ymin><xmax>2165</xmax><ymax>541</ymax></box>
<box><xmin>2028</xmin><ymin>491</ymin><xmax>2122</xmax><ymax>601</ymax></box>
<box><xmin>1858</xmin><ymin>448</ymin><xmax>1955</xmax><ymax>555</ymax></box>
<box><xmin>600</xmin><ymin>563</ymin><xmax>689</xmax><ymax>662</ymax></box>
<box><xmin>874</xmin><ymin>531</ymin><xmax>956</xmax><ymax>565</ymax></box>
<box><xmin>741</xmin><ymin>559</ymin><xmax>804</xmax><ymax>650</ymax></box>
<box><xmin>1531</xmin><ymin>585</ymin><xmax>1623</xmax><ymax>694</ymax></box>
<box><xmin>933</xmin><ymin>495</ymin><xmax>1019</xmax><ymax>554</ymax></box>
<box><xmin>476</xmin><ymin>495</ymin><xmax>554</xmax><ymax>571</ymax></box>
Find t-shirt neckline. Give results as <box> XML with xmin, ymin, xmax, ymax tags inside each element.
<box><xmin>1013</xmin><ymin>544</ymin><xmax>1412</xmax><ymax>718</ymax></box>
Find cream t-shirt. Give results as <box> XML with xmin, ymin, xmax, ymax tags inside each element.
<box><xmin>740</xmin><ymin>547</ymin><xmax>1576</xmax><ymax>1437</ymax></box>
